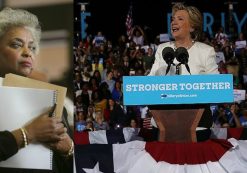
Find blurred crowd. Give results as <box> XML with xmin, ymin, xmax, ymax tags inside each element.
<box><xmin>74</xmin><ymin>25</ymin><xmax>247</xmax><ymax>135</ymax></box>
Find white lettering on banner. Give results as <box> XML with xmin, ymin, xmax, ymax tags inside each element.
<box><xmin>172</xmin><ymin>84</ymin><xmax>177</xmax><ymax>90</ymax></box>
<box><xmin>139</xmin><ymin>84</ymin><xmax>144</xmax><ymax>91</ymax></box>
<box><xmin>179</xmin><ymin>82</ymin><xmax>231</xmax><ymax>90</ymax></box>
<box><xmin>225</xmin><ymin>82</ymin><xmax>230</xmax><ymax>89</ymax></box>
<box><xmin>145</xmin><ymin>84</ymin><xmax>151</xmax><ymax>91</ymax></box>
<box><xmin>205</xmin><ymin>83</ymin><xmax>212</xmax><ymax>89</ymax></box>
<box><xmin>212</xmin><ymin>83</ymin><xmax>218</xmax><ymax>89</ymax></box>
<box><xmin>126</xmin><ymin>85</ymin><xmax>132</xmax><ymax>91</ymax></box>
<box><xmin>125</xmin><ymin>82</ymin><xmax>231</xmax><ymax>92</ymax></box>
<box><xmin>159</xmin><ymin>84</ymin><xmax>165</xmax><ymax>90</ymax></box>
<box><xmin>199</xmin><ymin>83</ymin><xmax>205</xmax><ymax>90</ymax></box>
<box><xmin>219</xmin><ymin>82</ymin><xmax>224</xmax><ymax>89</ymax></box>
<box><xmin>132</xmin><ymin>84</ymin><xmax>138</xmax><ymax>91</ymax></box>
<box><xmin>126</xmin><ymin>83</ymin><xmax>178</xmax><ymax>92</ymax></box>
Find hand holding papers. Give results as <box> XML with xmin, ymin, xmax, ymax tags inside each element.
<box><xmin>0</xmin><ymin>87</ymin><xmax>55</xmax><ymax>170</ymax></box>
<box><xmin>0</xmin><ymin>73</ymin><xmax>67</xmax><ymax>170</ymax></box>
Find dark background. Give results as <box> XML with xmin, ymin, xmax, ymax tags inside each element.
<box><xmin>74</xmin><ymin>0</ymin><xmax>246</xmax><ymax>44</ymax></box>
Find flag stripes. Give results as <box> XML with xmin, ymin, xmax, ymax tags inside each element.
<box><xmin>125</xmin><ymin>4</ymin><xmax>133</xmax><ymax>40</ymax></box>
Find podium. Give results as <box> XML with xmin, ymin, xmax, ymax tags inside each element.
<box><xmin>149</xmin><ymin>105</ymin><xmax>204</xmax><ymax>142</ymax></box>
<box><xmin>123</xmin><ymin>75</ymin><xmax>234</xmax><ymax>142</ymax></box>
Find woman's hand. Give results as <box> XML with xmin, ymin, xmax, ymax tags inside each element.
<box><xmin>24</xmin><ymin>111</ymin><xmax>66</xmax><ymax>143</ymax></box>
<box><xmin>48</xmin><ymin>133</ymin><xmax>73</xmax><ymax>156</ymax></box>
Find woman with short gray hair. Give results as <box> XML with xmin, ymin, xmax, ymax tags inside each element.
<box><xmin>0</xmin><ymin>7</ymin><xmax>73</xmax><ymax>173</ymax></box>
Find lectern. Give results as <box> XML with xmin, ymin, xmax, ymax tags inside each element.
<box><xmin>123</xmin><ymin>74</ymin><xmax>233</xmax><ymax>142</ymax></box>
<box><xmin>149</xmin><ymin>105</ymin><xmax>204</xmax><ymax>142</ymax></box>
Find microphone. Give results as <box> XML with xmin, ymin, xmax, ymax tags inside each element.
<box><xmin>162</xmin><ymin>47</ymin><xmax>175</xmax><ymax>75</ymax></box>
<box><xmin>175</xmin><ymin>47</ymin><xmax>191</xmax><ymax>74</ymax></box>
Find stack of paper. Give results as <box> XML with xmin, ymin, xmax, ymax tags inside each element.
<box><xmin>3</xmin><ymin>73</ymin><xmax>67</xmax><ymax>118</ymax></box>
<box><xmin>0</xmin><ymin>73</ymin><xmax>67</xmax><ymax>170</ymax></box>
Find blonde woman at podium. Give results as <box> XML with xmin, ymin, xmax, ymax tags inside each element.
<box><xmin>0</xmin><ymin>7</ymin><xmax>73</xmax><ymax>172</ymax></box>
<box><xmin>148</xmin><ymin>3</ymin><xmax>219</xmax><ymax>128</ymax></box>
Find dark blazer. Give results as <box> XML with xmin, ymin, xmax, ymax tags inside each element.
<box><xmin>0</xmin><ymin>131</ymin><xmax>18</xmax><ymax>161</ymax></box>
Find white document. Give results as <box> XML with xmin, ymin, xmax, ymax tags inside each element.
<box><xmin>0</xmin><ymin>86</ymin><xmax>56</xmax><ymax>170</ymax></box>
<box><xmin>243</xmin><ymin>75</ymin><xmax>247</xmax><ymax>84</ymax></box>
<box><xmin>234</xmin><ymin>89</ymin><xmax>246</xmax><ymax>103</ymax></box>
<box><xmin>159</xmin><ymin>33</ymin><xmax>170</xmax><ymax>42</ymax></box>
<box><xmin>235</xmin><ymin>40</ymin><xmax>246</xmax><ymax>49</ymax></box>
<box><xmin>0</xmin><ymin>77</ymin><xmax>3</xmax><ymax>86</ymax></box>
<box><xmin>216</xmin><ymin>51</ymin><xmax>225</xmax><ymax>64</ymax></box>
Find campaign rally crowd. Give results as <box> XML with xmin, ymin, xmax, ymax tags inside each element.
<box><xmin>74</xmin><ymin>26</ymin><xmax>247</xmax><ymax>133</ymax></box>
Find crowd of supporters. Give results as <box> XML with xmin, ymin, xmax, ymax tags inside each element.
<box><xmin>74</xmin><ymin>25</ymin><xmax>247</xmax><ymax>135</ymax></box>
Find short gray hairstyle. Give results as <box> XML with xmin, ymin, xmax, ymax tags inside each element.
<box><xmin>0</xmin><ymin>7</ymin><xmax>41</xmax><ymax>54</ymax></box>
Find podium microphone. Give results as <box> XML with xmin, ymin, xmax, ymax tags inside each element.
<box><xmin>162</xmin><ymin>47</ymin><xmax>175</xmax><ymax>75</ymax></box>
<box><xmin>175</xmin><ymin>47</ymin><xmax>191</xmax><ymax>74</ymax></box>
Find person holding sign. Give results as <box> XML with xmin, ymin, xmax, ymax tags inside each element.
<box><xmin>0</xmin><ymin>7</ymin><xmax>72</xmax><ymax>173</ymax></box>
<box><xmin>148</xmin><ymin>3</ymin><xmax>219</xmax><ymax>128</ymax></box>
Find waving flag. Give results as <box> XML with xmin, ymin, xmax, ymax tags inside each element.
<box><xmin>74</xmin><ymin>128</ymin><xmax>141</xmax><ymax>145</ymax></box>
<box><xmin>74</xmin><ymin>128</ymin><xmax>247</xmax><ymax>173</ymax></box>
<box><xmin>75</xmin><ymin>138</ymin><xmax>247</xmax><ymax>173</ymax></box>
<box><xmin>75</xmin><ymin>127</ymin><xmax>247</xmax><ymax>145</ymax></box>
<box><xmin>125</xmin><ymin>4</ymin><xmax>133</xmax><ymax>40</ymax></box>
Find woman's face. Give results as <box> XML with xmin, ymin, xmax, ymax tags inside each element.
<box><xmin>91</xmin><ymin>78</ymin><xmax>97</xmax><ymax>84</ymax></box>
<box><xmin>171</xmin><ymin>10</ymin><xmax>192</xmax><ymax>40</ymax></box>
<box><xmin>88</xmin><ymin>106</ymin><xmax>94</xmax><ymax>113</ymax></box>
<box><xmin>0</xmin><ymin>27</ymin><xmax>36</xmax><ymax>76</ymax></box>
<box><xmin>109</xmin><ymin>99</ymin><xmax>115</xmax><ymax>106</ymax></box>
<box><xmin>115</xmin><ymin>81</ymin><xmax>121</xmax><ymax>89</ymax></box>
<box><xmin>130</xmin><ymin>119</ymin><xmax>137</xmax><ymax>128</ymax></box>
<box><xmin>77</xmin><ymin>112</ymin><xmax>84</xmax><ymax>121</ymax></box>
<box><xmin>94</xmin><ymin>71</ymin><xmax>100</xmax><ymax>77</ymax></box>
<box><xmin>95</xmin><ymin>114</ymin><xmax>103</xmax><ymax>124</ymax></box>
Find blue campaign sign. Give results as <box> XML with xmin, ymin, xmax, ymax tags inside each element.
<box><xmin>123</xmin><ymin>74</ymin><xmax>234</xmax><ymax>105</ymax></box>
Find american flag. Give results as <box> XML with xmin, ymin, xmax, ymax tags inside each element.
<box><xmin>125</xmin><ymin>4</ymin><xmax>133</xmax><ymax>40</ymax></box>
